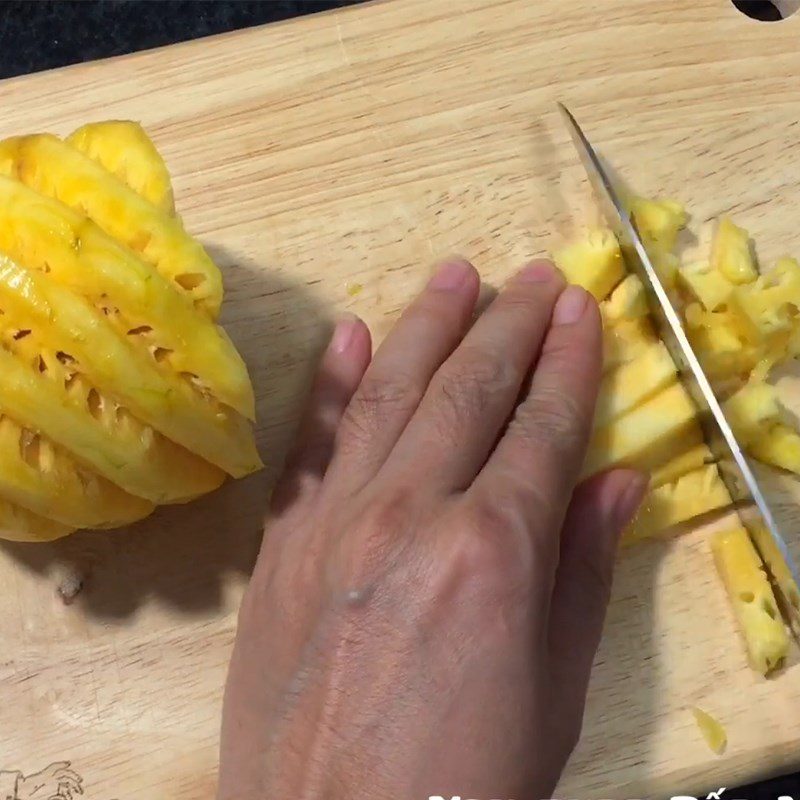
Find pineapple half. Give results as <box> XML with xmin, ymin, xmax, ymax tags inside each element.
<box><xmin>0</xmin><ymin>121</ymin><xmax>261</xmax><ymax>541</ymax></box>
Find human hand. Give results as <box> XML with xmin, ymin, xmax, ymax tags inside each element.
<box><xmin>16</xmin><ymin>762</ymin><xmax>82</xmax><ymax>800</ymax></box>
<box><xmin>218</xmin><ymin>259</ymin><xmax>647</xmax><ymax>800</ymax></box>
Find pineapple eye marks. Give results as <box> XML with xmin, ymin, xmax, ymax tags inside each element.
<box><xmin>731</xmin><ymin>0</ymin><xmax>799</xmax><ymax>21</ymax></box>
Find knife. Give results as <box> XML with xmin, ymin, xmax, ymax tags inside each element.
<box><xmin>557</xmin><ymin>102</ymin><xmax>800</xmax><ymax>629</ymax></box>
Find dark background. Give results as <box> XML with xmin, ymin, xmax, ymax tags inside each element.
<box><xmin>0</xmin><ymin>1</ymin><xmax>797</xmax><ymax>798</ymax></box>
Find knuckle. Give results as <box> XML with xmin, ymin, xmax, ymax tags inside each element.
<box><xmin>431</xmin><ymin>352</ymin><xmax>513</xmax><ymax>435</ymax></box>
<box><xmin>341</xmin><ymin>375</ymin><xmax>421</xmax><ymax>440</ymax></box>
<box><xmin>512</xmin><ymin>386</ymin><xmax>588</xmax><ymax>451</ymax></box>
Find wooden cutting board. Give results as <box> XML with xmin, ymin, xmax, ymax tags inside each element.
<box><xmin>1</xmin><ymin>1</ymin><xmax>800</xmax><ymax>797</ymax></box>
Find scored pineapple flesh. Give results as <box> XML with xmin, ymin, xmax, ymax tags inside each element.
<box><xmin>0</xmin><ymin>331</ymin><xmax>224</xmax><ymax>504</ymax></box>
<box><xmin>711</xmin><ymin>526</ymin><xmax>789</xmax><ymax>675</ymax></box>
<box><xmin>594</xmin><ymin>342</ymin><xmax>677</xmax><ymax>429</ymax></box>
<box><xmin>649</xmin><ymin>441</ymin><xmax>712</xmax><ymax>489</ymax></box>
<box><xmin>67</xmin><ymin>121</ymin><xmax>176</xmax><ymax>215</ymax></box>
<box><xmin>600</xmin><ymin>274</ymin><xmax>648</xmax><ymax>326</ymax></box>
<box><xmin>624</xmin><ymin>465</ymin><xmax>732</xmax><ymax>543</ymax></box>
<box><xmin>0</xmin><ymin>134</ymin><xmax>223</xmax><ymax>317</ymax></box>
<box><xmin>0</xmin><ymin>255</ymin><xmax>261</xmax><ymax>478</ymax></box>
<box><xmin>0</xmin><ymin>174</ymin><xmax>254</xmax><ymax>419</ymax></box>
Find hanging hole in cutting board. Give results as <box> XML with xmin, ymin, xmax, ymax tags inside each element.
<box><xmin>732</xmin><ymin>0</ymin><xmax>799</xmax><ymax>20</ymax></box>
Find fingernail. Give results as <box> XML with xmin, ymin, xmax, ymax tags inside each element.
<box><xmin>429</xmin><ymin>259</ymin><xmax>473</xmax><ymax>291</ymax></box>
<box><xmin>552</xmin><ymin>285</ymin><xmax>590</xmax><ymax>325</ymax></box>
<box><xmin>518</xmin><ymin>259</ymin><xmax>556</xmax><ymax>283</ymax></box>
<box><xmin>330</xmin><ymin>314</ymin><xmax>359</xmax><ymax>354</ymax></box>
<box><xmin>612</xmin><ymin>473</ymin><xmax>649</xmax><ymax>532</ymax></box>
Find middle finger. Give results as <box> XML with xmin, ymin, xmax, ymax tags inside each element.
<box><xmin>382</xmin><ymin>260</ymin><xmax>565</xmax><ymax>491</ymax></box>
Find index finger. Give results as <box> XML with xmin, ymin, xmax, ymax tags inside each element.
<box><xmin>472</xmin><ymin>284</ymin><xmax>602</xmax><ymax>536</ymax></box>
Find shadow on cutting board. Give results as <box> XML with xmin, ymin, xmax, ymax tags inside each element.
<box><xmin>0</xmin><ymin>243</ymin><xmax>331</xmax><ymax>619</ymax></box>
<box><xmin>560</xmin><ymin>538</ymin><xmax>664</xmax><ymax>797</ymax></box>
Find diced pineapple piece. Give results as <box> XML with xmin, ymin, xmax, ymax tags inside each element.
<box><xmin>685</xmin><ymin>304</ymin><xmax>759</xmax><ymax>380</ymax></box>
<box><xmin>0</xmin><ymin>175</ymin><xmax>254</xmax><ymax>419</ymax></box>
<box><xmin>723</xmin><ymin>381</ymin><xmax>781</xmax><ymax>445</ymax></box>
<box><xmin>748</xmin><ymin>522</ymin><xmax>800</xmax><ymax>630</ymax></box>
<box><xmin>650</xmin><ymin>441</ymin><xmax>712</xmax><ymax>488</ymax></box>
<box><xmin>630</xmin><ymin>196</ymin><xmax>688</xmax><ymax>252</ymax></box>
<box><xmin>594</xmin><ymin>342</ymin><xmax>677</xmax><ymax>429</ymax></box>
<box><xmin>711</xmin><ymin>526</ymin><xmax>789</xmax><ymax>674</ymax></box>
<box><xmin>679</xmin><ymin>261</ymin><xmax>734</xmax><ymax>311</ymax></box>
<box><xmin>651</xmin><ymin>249</ymin><xmax>681</xmax><ymax>290</ymax></box>
<box><xmin>0</xmin><ymin>496</ymin><xmax>74</xmax><ymax>542</ymax></box>
<box><xmin>692</xmin><ymin>708</ymin><xmax>727</xmax><ymax>756</ymax></box>
<box><xmin>748</xmin><ymin>423</ymin><xmax>800</xmax><ymax>475</ymax></box>
<box><xmin>0</xmin><ymin>254</ymin><xmax>261</xmax><ymax>478</ymax></box>
<box><xmin>0</xmin><ymin>134</ymin><xmax>222</xmax><ymax>316</ymax></box>
<box><xmin>0</xmin><ymin>333</ymin><xmax>224</xmax><ymax>503</ymax></box>
<box><xmin>601</xmin><ymin>274</ymin><xmax>648</xmax><ymax>326</ymax></box>
<box><xmin>583</xmin><ymin>382</ymin><xmax>699</xmax><ymax>478</ymax></box>
<box><xmin>552</xmin><ymin>229</ymin><xmax>625</xmax><ymax>301</ymax></box>
<box><xmin>711</xmin><ymin>217</ymin><xmax>758</xmax><ymax>285</ymax></box>
<box><xmin>0</xmin><ymin>415</ymin><xmax>152</xmax><ymax>529</ymax></box>
<box><xmin>602</xmin><ymin>318</ymin><xmax>658</xmax><ymax>373</ymax></box>
<box><xmin>67</xmin><ymin>121</ymin><xmax>175</xmax><ymax>215</ymax></box>
<box><xmin>625</xmin><ymin>465</ymin><xmax>732</xmax><ymax>542</ymax></box>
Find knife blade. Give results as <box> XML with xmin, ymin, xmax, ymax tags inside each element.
<box><xmin>557</xmin><ymin>102</ymin><xmax>800</xmax><ymax>628</ymax></box>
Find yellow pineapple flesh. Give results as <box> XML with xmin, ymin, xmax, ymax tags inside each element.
<box><xmin>601</xmin><ymin>317</ymin><xmax>658</xmax><ymax>373</ymax></box>
<box><xmin>600</xmin><ymin>274</ymin><xmax>648</xmax><ymax>326</ymax></box>
<box><xmin>711</xmin><ymin>217</ymin><xmax>758</xmax><ymax>285</ymax></box>
<box><xmin>552</xmin><ymin>229</ymin><xmax>625</xmax><ymax>301</ymax></box>
<box><xmin>594</xmin><ymin>342</ymin><xmax>677</xmax><ymax>429</ymax></box>
<box><xmin>0</xmin><ymin>174</ymin><xmax>254</xmax><ymax>419</ymax></box>
<box><xmin>0</xmin><ymin>134</ymin><xmax>223</xmax><ymax>317</ymax></box>
<box><xmin>650</xmin><ymin>442</ymin><xmax>712</xmax><ymax>489</ymax></box>
<box><xmin>67</xmin><ymin>121</ymin><xmax>175</xmax><ymax>215</ymax></box>
<box><xmin>0</xmin><ymin>496</ymin><xmax>74</xmax><ymax>542</ymax></box>
<box><xmin>711</xmin><ymin>526</ymin><xmax>789</xmax><ymax>675</ymax></box>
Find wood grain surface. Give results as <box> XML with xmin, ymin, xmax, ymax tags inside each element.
<box><xmin>1</xmin><ymin>1</ymin><xmax>800</xmax><ymax>797</ymax></box>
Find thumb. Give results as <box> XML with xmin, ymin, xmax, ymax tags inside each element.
<box><xmin>547</xmin><ymin>469</ymin><xmax>647</xmax><ymax>701</ymax></box>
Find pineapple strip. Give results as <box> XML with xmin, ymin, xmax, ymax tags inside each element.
<box><xmin>650</xmin><ymin>441</ymin><xmax>712</xmax><ymax>489</ymax></box>
<box><xmin>67</xmin><ymin>121</ymin><xmax>175</xmax><ymax>215</ymax></box>
<box><xmin>0</xmin><ymin>415</ymin><xmax>153</xmax><ymax>529</ymax></box>
<box><xmin>749</xmin><ymin>423</ymin><xmax>800</xmax><ymax>475</ymax></box>
<box><xmin>594</xmin><ymin>342</ymin><xmax>677</xmax><ymax>429</ymax></box>
<box><xmin>602</xmin><ymin>318</ymin><xmax>658</xmax><ymax>373</ymax></box>
<box><xmin>0</xmin><ymin>134</ymin><xmax>222</xmax><ymax>317</ymax></box>
<box><xmin>711</xmin><ymin>526</ymin><xmax>789</xmax><ymax>675</ymax></box>
<box><xmin>625</xmin><ymin>465</ymin><xmax>732</xmax><ymax>542</ymax></box>
<box><xmin>0</xmin><ymin>175</ymin><xmax>254</xmax><ymax>419</ymax></box>
<box><xmin>0</xmin><ymin>336</ymin><xmax>224</xmax><ymax>503</ymax></box>
<box><xmin>0</xmin><ymin>255</ymin><xmax>261</xmax><ymax>478</ymax></box>
<box><xmin>0</xmin><ymin>496</ymin><xmax>74</xmax><ymax>542</ymax></box>
<box><xmin>582</xmin><ymin>382</ymin><xmax>699</xmax><ymax>479</ymax></box>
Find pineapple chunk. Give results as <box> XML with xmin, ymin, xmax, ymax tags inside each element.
<box><xmin>749</xmin><ymin>522</ymin><xmax>800</xmax><ymax>627</ymax></box>
<box><xmin>630</xmin><ymin>196</ymin><xmax>688</xmax><ymax>252</ymax></box>
<box><xmin>685</xmin><ymin>304</ymin><xmax>759</xmax><ymax>380</ymax></box>
<box><xmin>711</xmin><ymin>526</ymin><xmax>789</xmax><ymax>674</ymax></box>
<box><xmin>67</xmin><ymin>121</ymin><xmax>175</xmax><ymax>215</ymax></box>
<box><xmin>0</xmin><ymin>254</ymin><xmax>261</xmax><ymax>478</ymax></box>
<box><xmin>0</xmin><ymin>134</ymin><xmax>222</xmax><ymax>317</ymax></box>
<box><xmin>0</xmin><ymin>336</ymin><xmax>224</xmax><ymax>503</ymax></box>
<box><xmin>602</xmin><ymin>318</ymin><xmax>658</xmax><ymax>373</ymax></box>
<box><xmin>0</xmin><ymin>175</ymin><xmax>254</xmax><ymax>419</ymax></box>
<box><xmin>0</xmin><ymin>416</ymin><xmax>152</xmax><ymax>529</ymax></box>
<box><xmin>552</xmin><ymin>229</ymin><xmax>625</xmax><ymax>301</ymax></box>
<box><xmin>748</xmin><ymin>423</ymin><xmax>800</xmax><ymax>475</ymax></box>
<box><xmin>0</xmin><ymin>496</ymin><xmax>74</xmax><ymax>542</ymax></box>
<box><xmin>583</xmin><ymin>382</ymin><xmax>699</xmax><ymax>478</ymax></box>
<box><xmin>723</xmin><ymin>381</ymin><xmax>781</xmax><ymax>445</ymax></box>
<box><xmin>679</xmin><ymin>261</ymin><xmax>734</xmax><ymax>311</ymax></box>
<box><xmin>594</xmin><ymin>342</ymin><xmax>677</xmax><ymax>429</ymax></box>
<box><xmin>650</xmin><ymin>441</ymin><xmax>712</xmax><ymax>488</ymax></box>
<box><xmin>601</xmin><ymin>274</ymin><xmax>648</xmax><ymax>326</ymax></box>
<box><xmin>692</xmin><ymin>708</ymin><xmax>727</xmax><ymax>756</ymax></box>
<box><xmin>711</xmin><ymin>217</ymin><xmax>758</xmax><ymax>285</ymax></box>
<box><xmin>625</xmin><ymin>465</ymin><xmax>732</xmax><ymax>542</ymax></box>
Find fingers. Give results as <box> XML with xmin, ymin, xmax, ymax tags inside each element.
<box><xmin>272</xmin><ymin>315</ymin><xmax>371</xmax><ymax>512</ymax></box>
<box><xmin>548</xmin><ymin>469</ymin><xmax>647</xmax><ymax>694</ymax></box>
<box><xmin>473</xmin><ymin>284</ymin><xmax>602</xmax><ymax>535</ymax></box>
<box><xmin>326</xmin><ymin>259</ymin><xmax>481</xmax><ymax>493</ymax></box>
<box><xmin>384</xmin><ymin>261</ymin><xmax>566</xmax><ymax>490</ymax></box>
